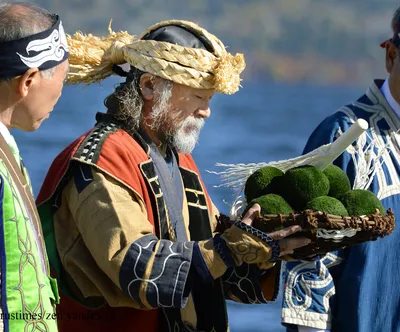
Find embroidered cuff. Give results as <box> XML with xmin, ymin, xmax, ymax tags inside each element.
<box><xmin>233</xmin><ymin>221</ymin><xmax>280</xmax><ymax>261</ymax></box>
<box><xmin>213</xmin><ymin>233</ymin><xmax>236</xmax><ymax>268</ymax></box>
<box><xmin>221</xmin><ymin>220</ymin><xmax>280</xmax><ymax>265</ymax></box>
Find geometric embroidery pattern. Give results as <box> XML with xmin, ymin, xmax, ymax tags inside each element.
<box><xmin>76</xmin><ymin>122</ymin><xmax>118</xmax><ymax>164</ymax></box>
<box><xmin>233</xmin><ymin>221</ymin><xmax>280</xmax><ymax>261</ymax></box>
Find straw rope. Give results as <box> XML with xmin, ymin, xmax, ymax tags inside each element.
<box><xmin>66</xmin><ymin>19</ymin><xmax>245</xmax><ymax>94</ymax></box>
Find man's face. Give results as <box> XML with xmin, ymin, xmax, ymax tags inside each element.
<box><xmin>14</xmin><ymin>60</ymin><xmax>69</xmax><ymax>132</ymax></box>
<box><xmin>152</xmin><ymin>83</ymin><xmax>214</xmax><ymax>154</ymax></box>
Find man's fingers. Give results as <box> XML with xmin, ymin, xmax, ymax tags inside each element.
<box><xmin>242</xmin><ymin>203</ymin><xmax>261</xmax><ymax>225</ymax></box>
<box><xmin>279</xmin><ymin>237</ymin><xmax>311</xmax><ymax>252</ymax></box>
<box><xmin>268</xmin><ymin>225</ymin><xmax>302</xmax><ymax>240</ymax></box>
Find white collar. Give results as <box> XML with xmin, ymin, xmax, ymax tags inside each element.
<box><xmin>0</xmin><ymin>122</ymin><xmax>18</xmax><ymax>152</ymax></box>
<box><xmin>380</xmin><ymin>78</ymin><xmax>400</xmax><ymax>119</ymax></box>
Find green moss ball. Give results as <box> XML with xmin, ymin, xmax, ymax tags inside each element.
<box><xmin>244</xmin><ymin>166</ymin><xmax>284</xmax><ymax>202</ymax></box>
<box><xmin>244</xmin><ymin>194</ymin><xmax>294</xmax><ymax>215</ymax></box>
<box><xmin>278</xmin><ymin>165</ymin><xmax>330</xmax><ymax>210</ymax></box>
<box><xmin>305</xmin><ymin>196</ymin><xmax>349</xmax><ymax>216</ymax></box>
<box><xmin>322</xmin><ymin>164</ymin><xmax>351</xmax><ymax>199</ymax></box>
<box><xmin>340</xmin><ymin>189</ymin><xmax>385</xmax><ymax>216</ymax></box>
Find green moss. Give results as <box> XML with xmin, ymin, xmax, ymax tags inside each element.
<box><xmin>277</xmin><ymin>165</ymin><xmax>330</xmax><ymax>210</ymax></box>
<box><xmin>340</xmin><ymin>189</ymin><xmax>385</xmax><ymax>216</ymax></box>
<box><xmin>244</xmin><ymin>166</ymin><xmax>284</xmax><ymax>202</ymax></box>
<box><xmin>244</xmin><ymin>194</ymin><xmax>293</xmax><ymax>215</ymax></box>
<box><xmin>322</xmin><ymin>164</ymin><xmax>351</xmax><ymax>198</ymax></box>
<box><xmin>305</xmin><ymin>196</ymin><xmax>349</xmax><ymax>216</ymax></box>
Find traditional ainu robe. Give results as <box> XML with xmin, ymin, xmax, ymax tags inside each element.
<box><xmin>282</xmin><ymin>80</ymin><xmax>400</xmax><ymax>332</ymax></box>
<box><xmin>0</xmin><ymin>125</ymin><xmax>58</xmax><ymax>332</ymax></box>
<box><xmin>37</xmin><ymin>113</ymin><xmax>280</xmax><ymax>332</ymax></box>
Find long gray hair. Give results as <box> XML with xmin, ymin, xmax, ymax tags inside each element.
<box><xmin>104</xmin><ymin>66</ymin><xmax>173</xmax><ymax>134</ymax></box>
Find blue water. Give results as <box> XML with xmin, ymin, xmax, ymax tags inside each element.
<box><xmin>13</xmin><ymin>77</ymin><xmax>362</xmax><ymax>331</ymax></box>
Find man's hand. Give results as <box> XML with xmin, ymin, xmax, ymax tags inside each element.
<box><xmin>242</xmin><ymin>203</ymin><xmax>311</xmax><ymax>257</ymax></box>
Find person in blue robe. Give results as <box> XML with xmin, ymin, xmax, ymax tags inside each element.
<box><xmin>281</xmin><ymin>6</ymin><xmax>400</xmax><ymax>332</ymax></box>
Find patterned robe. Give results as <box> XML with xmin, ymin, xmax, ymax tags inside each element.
<box><xmin>0</xmin><ymin>131</ymin><xmax>58</xmax><ymax>332</ymax></box>
<box><xmin>37</xmin><ymin>113</ymin><xmax>280</xmax><ymax>332</ymax></box>
<box><xmin>282</xmin><ymin>80</ymin><xmax>400</xmax><ymax>332</ymax></box>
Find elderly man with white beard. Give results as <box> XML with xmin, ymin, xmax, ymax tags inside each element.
<box><xmin>36</xmin><ymin>20</ymin><xmax>310</xmax><ymax>332</ymax></box>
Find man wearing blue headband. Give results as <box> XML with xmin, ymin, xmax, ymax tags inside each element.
<box><xmin>282</xmin><ymin>5</ymin><xmax>400</xmax><ymax>332</ymax></box>
<box><xmin>0</xmin><ymin>2</ymin><xmax>69</xmax><ymax>331</ymax></box>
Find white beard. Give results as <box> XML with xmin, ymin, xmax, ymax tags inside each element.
<box><xmin>170</xmin><ymin>117</ymin><xmax>204</xmax><ymax>154</ymax></box>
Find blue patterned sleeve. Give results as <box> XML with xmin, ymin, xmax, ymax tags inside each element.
<box><xmin>119</xmin><ymin>230</ymin><xmax>280</xmax><ymax>308</ymax></box>
<box><xmin>282</xmin><ymin>111</ymin><xmax>357</xmax><ymax>330</ymax></box>
<box><xmin>119</xmin><ymin>235</ymin><xmax>196</xmax><ymax>309</ymax></box>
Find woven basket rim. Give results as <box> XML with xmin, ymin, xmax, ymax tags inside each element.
<box><xmin>217</xmin><ymin>208</ymin><xmax>395</xmax><ymax>235</ymax></box>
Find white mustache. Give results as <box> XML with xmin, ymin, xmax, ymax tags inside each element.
<box><xmin>179</xmin><ymin>117</ymin><xmax>205</xmax><ymax>133</ymax></box>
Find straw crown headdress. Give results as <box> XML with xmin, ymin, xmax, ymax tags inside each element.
<box><xmin>66</xmin><ymin>19</ymin><xmax>246</xmax><ymax>94</ymax></box>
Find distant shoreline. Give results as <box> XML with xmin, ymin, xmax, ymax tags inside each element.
<box><xmin>242</xmin><ymin>53</ymin><xmax>386</xmax><ymax>86</ymax></box>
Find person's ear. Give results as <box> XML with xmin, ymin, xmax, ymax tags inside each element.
<box><xmin>17</xmin><ymin>68</ymin><xmax>40</xmax><ymax>97</ymax></box>
<box><xmin>139</xmin><ymin>73</ymin><xmax>156</xmax><ymax>101</ymax></box>
<box><xmin>386</xmin><ymin>42</ymin><xmax>398</xmax><ymax>74</ymax></box>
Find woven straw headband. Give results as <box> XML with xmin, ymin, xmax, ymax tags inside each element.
<box><xmin>66</xmin><ymin>19</ymin><xmax>246</xmax><ymax>94</ymax></box>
